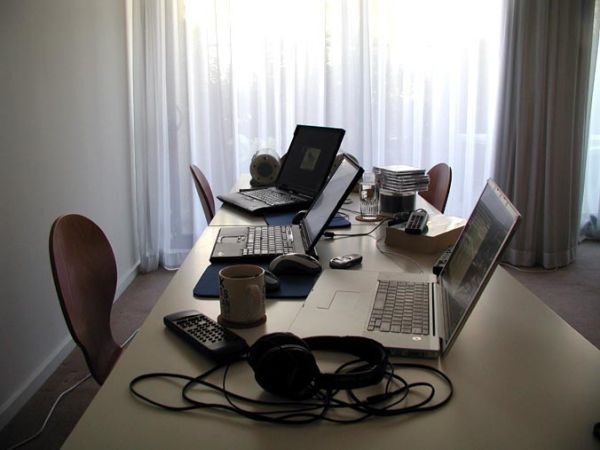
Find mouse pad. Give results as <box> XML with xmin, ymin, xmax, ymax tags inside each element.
<box><xmin>193</xmin><ymin>263</ymin><xmax>319</xmax><ymax>299</ymax></box>
<box><xmin>263</xmin><ymin>212</ymin><xmax>350</xmax><ymax>228</ymax></box>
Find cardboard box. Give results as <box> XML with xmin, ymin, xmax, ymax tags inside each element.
<box><xmin>385</xmin><ymin>215</ymin><xmax>466</xmax><ymax>254</ymax></box>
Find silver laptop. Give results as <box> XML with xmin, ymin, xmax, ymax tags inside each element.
<box><xmin>210</xmin><ymin>156</ymin><xmax>363</xmax><ymax>262</ymax></box>
<box><xmin>289</xmin><ymin>179</ymin><xmax>521</xmax><ymax>357</ymax></box>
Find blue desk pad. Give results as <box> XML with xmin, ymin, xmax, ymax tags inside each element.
<box><xmin>193</xmin><ymin>263</ymin><xmax>319</xmax><ymax>299</ymax></box>
<box><xmin>263</xmin><ymin>211</ymin><xmax>350</xmax><ymax>228</ymax></box>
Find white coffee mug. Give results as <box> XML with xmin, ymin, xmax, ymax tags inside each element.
<box><xmin>218</xmin><ymin>264</ymin><xmax>266</xmax><ymax>328</ymax></box>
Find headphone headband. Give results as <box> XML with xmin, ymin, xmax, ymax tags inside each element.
<box><xmin>248</xmin><ymin>333</ymin><xmax>388</xmax><ymax>399</ymax></box>
<box><xmin>302</xmin><ymin>336</ymin><xmax>388</xmax><ymax>390</ymax></box>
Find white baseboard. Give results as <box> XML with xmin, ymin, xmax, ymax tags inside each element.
<box><xmin>0</xmin><ymin>262</ymin><xmax>140</xmax><ymax>431</ymax></box>
<box><xmin>116</xmin><ymin>261</ymin><xmax>140</xmax><ymax>301</ymax></box>
<box><xmin>0</xmin><ymin>336</ymin><xmax>75</xmax><ymax>431</ymax></box>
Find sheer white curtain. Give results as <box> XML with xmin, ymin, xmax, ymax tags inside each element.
<box><xmin>129</xmin><ymin>0</ymin><xmax>196</xmax><ymax>271</ymax></box>
<box><xmin>581</xmin><ymin>24</ymin><xmax>600</xmax><ymax>237</ymax></box>
<box><xmin>129</xmin><ymin>0</ymin><xmax>506</xmax><ymax>270</ymax></box>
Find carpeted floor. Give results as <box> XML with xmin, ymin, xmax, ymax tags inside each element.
<box><xmin>1</xmin><ymin>240</ymin><xmax>598</xmax><ymax>449</ymax></box>
<box><xmin>0</xmin><ymin>268</ymin><xmax>175</xmax><ymax>450</ymax></box>
<box><xmin>503</xmin><ymin>240</ymin><xmax>600</xmax><ymax>350</ymax></box>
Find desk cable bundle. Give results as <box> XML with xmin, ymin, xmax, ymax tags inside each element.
<box><xmin>323</xmin><ymin>211</ymin><xmax>418</xmax><ymax>240</ymax></box>
<box><xmin>322</xmin><ymin>215</ymin><xmax>389</xmax><ymax>239</ymax></box>
<box><xmin>324</xmin><ymin>215</ymin><xmax>426</xmax><ymax>273</ymax></box>
<box><xmin>129</xmin><ymin>332</ymin><xmax>453</xmax><ymax>424</ymax></box>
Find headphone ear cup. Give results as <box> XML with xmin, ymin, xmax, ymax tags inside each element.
<box><xmin>247</xmin><ymin>332</ymin><xmax>302</xmax><ymax>369</ymax></box>
<box><xmin>248</xmin><ymin>333</ymin><xmax>319</xmax><ymax>399</ymax></box>
<box><xmin>248</xmin><ymin>332</ymin><xmax>299</xmax><ymax>369</ymax></box>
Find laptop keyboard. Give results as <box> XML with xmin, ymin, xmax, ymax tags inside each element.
<box><xmin>368</xmin><ymin>280</ymin><xmax>430</xmax><ymax>335</ymax></box>
<box><xmin>241</xmin><ymin>226</ymin><xmax>295</xmax><ymax>256</ymax></box>
<box><xmin>242</xmin><ymin>189</ymin><xmax>302</xmax><ymax>206</ymax></box>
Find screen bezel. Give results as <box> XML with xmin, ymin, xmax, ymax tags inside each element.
<box><xmin>276</xmin><ymin>125</ymin><xmax>346</xmax><ymax>196</ymax></box>
<box><xmin>300</xmin><ymin>156</ymin><xmax>363</xmax><ymax>252</ymax></box>
<box><xmin>439</xmin><ymin>179</ymin><xmax>521</xmax><ymax>355</ymax></box>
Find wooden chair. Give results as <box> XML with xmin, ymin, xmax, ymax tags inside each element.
<box><xmin>190</xmin><ymin>164</ymin><xmax>216</xmax><ymax>223</ymax></box>
<box><xmin>49</xmin><ymin>214</ymin><xmax>122</xmax><ymax>385</ymax></box>
<box><xmin>419</xmin><ymin>163</ymin><xmax>452</xmax><ymax>213</ymax></box>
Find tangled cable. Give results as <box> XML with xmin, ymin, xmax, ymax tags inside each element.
<box><xmin>129</xmin><ymin>357</ymin><xmax>453</xmax><ymax>424</ymax></box>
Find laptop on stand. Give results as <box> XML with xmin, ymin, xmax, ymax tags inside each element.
<box><xmin>217</xmin><ymin>125</ymin><xmax>345</xmax><ymax>214</ymax></box>
<box><xmin>210</xmin><ymin>156</ymin><xmax>363</xmax><ymax>262</ymax></box>
<box><xmin>289</xmin><ymin>179</ymin><xmax>521</xmax><ymax>358</ymax></box>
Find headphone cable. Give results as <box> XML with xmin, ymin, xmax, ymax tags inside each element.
<box><xmin>129</xmin><ymin>357</ymin><xmax>453</xmax><ymax>424</ymax></box>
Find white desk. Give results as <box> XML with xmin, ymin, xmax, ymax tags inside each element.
<box><xmin>62</xmin><ymin>205</ymin><xmax>600</xmax><ymax>449</ymax></box>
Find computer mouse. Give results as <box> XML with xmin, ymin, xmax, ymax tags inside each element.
<box><xmin>268</xmin><ymin>253</ymin><xmax>322</xmax><ymax>275</ymax></box>
<box><xmin>264</xmin><ymin>270</ymin><xmax>280</xmax><ymax>292</ymax></box>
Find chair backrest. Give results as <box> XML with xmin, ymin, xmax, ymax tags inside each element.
<box><xmin>419</xmin><ymin>163</ymin><xmax>452</xmax><ymax>213</ymax></box>
<box><xmin>49</xmin><ymin>214</ymin><xmax>122</xmax><ymax>384</ymax></box>
<box><xmin>190</xmin><ymin>164</ymin><xmax>216</xmax><ymax>223</ymax></box>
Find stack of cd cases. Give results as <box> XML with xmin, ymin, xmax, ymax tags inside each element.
<box><xmin>373</xmin><ymin>165</ymin><xmax>429</xmax><ymax>194</ymax></box>
<box><xmin>372</xmin><ymin>165</ymin><xmax>429</xmax><ymax>216</ymax></box>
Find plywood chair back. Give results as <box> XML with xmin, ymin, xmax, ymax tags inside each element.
<box><xmin>190</xmin><ymin>164</ymin><xmax>216</xmax><ymax>223</ymax></box>
<box><xmin>49</xmin><ymin>214</ymin><xmax>122</xmax><ymax>384</ymax></box>
<box><xmin>420</xmin><ymin>163</ymin><xmax>452</xmax><ymax>213</ymax></box>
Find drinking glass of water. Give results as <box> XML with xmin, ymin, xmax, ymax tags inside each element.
<box><xmin>359</xmin><ymin>172</ymin><xmax>379</xmax><ymax>221</ymax></box>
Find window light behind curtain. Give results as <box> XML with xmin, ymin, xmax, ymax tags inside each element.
<box><xmin>581</xmin><ymin>31</ymin><xmax>600</xmax><ymax>237</ymax></box>
<box><xmin>129</xmin><ymin>0</ymin><xmax>506</xmax><ymax>270</ymax></box>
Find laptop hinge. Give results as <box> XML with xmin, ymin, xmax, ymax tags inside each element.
<box><xmin>300</xmin><ymin>224</ymin><xmax>311</xmax><ymax>250</ymax></box>
<box><xmin>431</xmin><ymin>282</ymin><xmax>437</xmax><ymax>337</ymax></box>
<box><xmin>300</xmin><ymin>225</ymin><xmax>318</xmax><ymax>259</ymax></box>
<box><xmin>278</xmin><ymin>184</ymin><xmax>313</xmax><ymax>198</ymax></box>
<box><xmin>438</xmin><ymin>280</ymin><xmax>451</xmax><ymax>347</ymax></box>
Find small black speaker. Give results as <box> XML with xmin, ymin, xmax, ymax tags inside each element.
<box><xmin>249</xmin><ymin>149</ymin><xmax>281</xmax><ymax>186</ymax></box>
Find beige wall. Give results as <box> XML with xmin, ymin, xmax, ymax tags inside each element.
<box><xmin>0</xmin><ymin>0</ymin><xmax>137</xmax><ymax>427</ymax></box>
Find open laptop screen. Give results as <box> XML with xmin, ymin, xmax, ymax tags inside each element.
<box><xmin>440</xmin><ymin>180</ymin><xmax>521</xmax><ymax>351</ymax></box>
<box><xmin>301</xmin><ymin>157</ymin><xmax>363</xmax><ymax>251</ymax></box>
<box><xmin>278</xmin><ymin>125</ymin><xmax>346</xmax><ymax>195</ymax></box>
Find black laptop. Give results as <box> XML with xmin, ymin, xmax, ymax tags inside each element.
<box><xmin>217</xmin><ymin>125</ymin><xmax>345</xmax><ymax>214</ymax></box>
<box><xmin>210</xmin><ymin>156</ymin><xmax>363</xmax><ymax>262</ymax></box>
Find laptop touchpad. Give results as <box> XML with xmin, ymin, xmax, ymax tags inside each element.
<box><xmin>219</xmin><ymin>235</ymin><xmax>244</xmax><ymax>243</ymax></box>
<box><xmin>317</xmin><ymin>290</ymin><xmax>361</xmax><ymax>310</ymax></box>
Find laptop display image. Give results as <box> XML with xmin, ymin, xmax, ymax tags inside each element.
<box><xmin>210</xmin><ymin>156</ymin><xmax>364</xmax><ymax>262</ymax></box>
<box><xmin>289</xmin><ymin>179</ymin><xmax>521</xmax><ymax>358</ymax></box>
<box><xmin>217</xmin><ymin>125</ymin><xmax>345</xmax><ymax>214</ymax></box>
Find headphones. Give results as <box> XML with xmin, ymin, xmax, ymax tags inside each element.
<box><xmin>247</xmin><ymin>332</ymin><xmax>388</xmax><ymax>400</ymax></box>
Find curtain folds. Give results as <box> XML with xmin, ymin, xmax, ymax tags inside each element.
<box><xmin>129</xmin><ymin>0</ymin><xmax>507</xmax><ymax>270</ymax></box>
<box><xmin>129</xmin><ymin>0</ymin><xmax>196</xmax><ymax>271</ymax></box>
<box><xmin>494</xmin><ymin>0</ymin><xmax>597</xmax><ymax>268</ymax></box>
<box><xmin>580</xmin><ymin>3</ymin><xmax>600</xmax><ymax>238</ymax></box>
